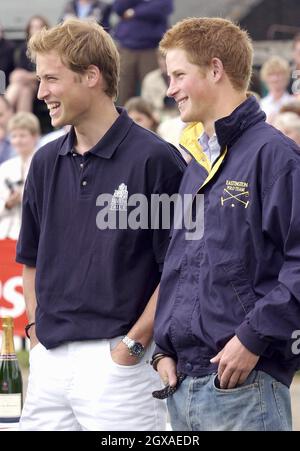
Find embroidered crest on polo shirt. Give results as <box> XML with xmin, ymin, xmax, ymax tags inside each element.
<box><xmin>110</xmin><ymin>183</ymin><xmax>128</xmax><ymax>211</ymax></box>
<box><xmin>221</xmin><ymin>180</ymin><xmax>250</xmax><ymax>209</ymax></box>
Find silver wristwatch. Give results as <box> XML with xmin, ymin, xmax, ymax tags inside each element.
<box><xmin>122</xmin><ymin>335</ymin><xmax>145</xmax><ymax>358</ymax></box>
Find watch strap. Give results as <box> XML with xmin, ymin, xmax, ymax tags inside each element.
<box><xmin>122</xmin><ymin>335</ymin><xmax>135</xmax><ymax>348</ymax></box>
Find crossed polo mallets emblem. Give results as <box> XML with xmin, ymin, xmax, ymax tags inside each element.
<box><xmin>221</xmin><ymin>189</ymin><xmax>249</xmax><ymax>208</ymax></box>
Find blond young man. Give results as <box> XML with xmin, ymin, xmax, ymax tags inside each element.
<box><xmin>153</xmin><ymin>17</ymin><xmax>300</xmax><ymax>431</ymax></box>
<box><xmin>17</xmin><ymin>18</ymin><xmax>185</xmax><ymax>431</ymax></box>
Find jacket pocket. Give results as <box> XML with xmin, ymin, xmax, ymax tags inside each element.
<box><xmin>222</xmin><ymin>260</ymin><xmax>258</xmax><ymax>314</ymax></box>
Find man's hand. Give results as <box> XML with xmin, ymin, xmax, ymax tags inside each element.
<box><xmin>157</xmin><ymin>356</ymin><xmax>177</xmax><ymax>387</ymax></box>
<box><xmin>111</xmin><ymin>340</ymin><xmax>141</xmax><ymax>366</ymax></box>
<box><xmin>210</xmin><ymin>335</ymin><xmax>259</xmax><ymax>389</ymax></box>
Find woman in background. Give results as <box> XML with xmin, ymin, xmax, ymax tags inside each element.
<box><xmin>260</xmin><ymin>56</ymin><xmax>293</xmax><ymax>124</ymax></box>
<box><xmin>0</xmin><ymin>112</ymin><xmax>40</xmax><ymax>239</ymax></box>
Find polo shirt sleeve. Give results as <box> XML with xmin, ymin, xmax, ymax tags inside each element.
<box><xmin>16</xmin><ymin>162</ymin><xmax>40</xmax><ymax>267</ymax></box>
<box><xmin>151</xmin><ymin>144</ymin><xmax>186</xmax><ymax>271</ymax></box>
<box><xmin>236</xmin><ymin>161</ymin><xmax>300</xmax><ymax>358</ymax></box>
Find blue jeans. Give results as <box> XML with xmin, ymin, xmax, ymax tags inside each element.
<box><xmin>167</xmin><ymin>371</ymin><xmax>292</xmax><ymax>431</ymax></box>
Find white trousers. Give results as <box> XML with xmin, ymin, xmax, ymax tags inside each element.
<box><xmin>20</xmin><ymin>338</ymin><xmax>166</xmax><ymax>431</ymax></box>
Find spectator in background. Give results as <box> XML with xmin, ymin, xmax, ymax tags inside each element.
<box><xmin>60</xmin><ymin>0</ymin><xmax>111</xmax><ymax>29</ymax></box>
<box><xmin>260</xmin><ymin>56</ymin><xmax>293</xmax><ymax>124</ymax></box>
<box><xmin>141</xmin><ymin>51</ymin><xmax>177</xmax><ymax>120</ymax></box>
<box><xmin>5</xmin><ymin>16</ymin><xmax>49</xmax><ymax>113</ymax></box>
<box><xmin>0</xmin><ymin>96</ymin><xmax>15</xmax><ymax>164</ymax></box>
<box><xmin>273</xmin><ymin>112</ymin><xmax>300</xmax><ymax>147</ymax></box>
<box><xmin>0</xmin><ymin>25</ymin><xmax>15</xmax><ymax>84</ymax></box>
<box><xmin>0</xmin><ymin>112</ymin><xmax>40</xmax><ymax>239</ymax></box>
<box><xmin>113</xmin><ymin>0</ymin><xmax>173</xmax><ymax>105</ymax></box>
<box><xmin>125</xmin><ymin>96</ymin><xmax>158</xmax><ymax>131</ymax></box>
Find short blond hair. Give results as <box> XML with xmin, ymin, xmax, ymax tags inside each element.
<box><xmin>27</xmin><ymin>18</ymin><xmax>120</xmax><ymax>99</ymax></box>
<box><xmin>260</xmin><ymin>56</ymin><xmax>291</xmax><ymax>82</ymax></box>
<box><xmin>159</xmin><ymin>17</ymin><xmax>253</xmax><ymax>92</ymax></box>
<box><xmin>8</xmin><ymin>112</ymin><xmax>40</xmax><ymax>135</ymax></box>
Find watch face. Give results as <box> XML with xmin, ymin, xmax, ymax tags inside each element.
<box><xmin>130</xmin><ymin>342</ymin><xmax>145</xmax><ymax>357</ymax></box>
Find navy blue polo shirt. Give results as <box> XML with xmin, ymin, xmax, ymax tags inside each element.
<box><xmin>16</xmin><ymin>108</ymin><xmax>185</xmax><ymax>349</ymax></box>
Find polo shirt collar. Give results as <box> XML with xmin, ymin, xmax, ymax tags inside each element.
<box><xmin>59</xmin><ymin>107</ymin><xmax>133</xmax><ymax>158</ymax></box>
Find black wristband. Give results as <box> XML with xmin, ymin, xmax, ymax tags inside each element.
<box><xmin>150</xmin><ymin>353</ymin><xmax>167</xmax><ymax>371</ymax></box>
<box><xmin>25</xmin><ymin>322</ymin><xmax>35</xmax><ymax>339</ymax></box>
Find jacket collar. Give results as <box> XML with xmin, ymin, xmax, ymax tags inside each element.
<box><xmin>215</xmin><ymin>95</ymin><xmax>266</xmax><ymax>149</ymax></box>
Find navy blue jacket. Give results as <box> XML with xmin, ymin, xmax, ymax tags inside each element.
<box><xmin>154</xmin><ymin>96</ymin><xmax>300</xmax><ymax>387</ymax></box>
<box><xmin>113</xmin><ymin>0</ymin><xmax>173</xmax><ymax>50</ymax></box>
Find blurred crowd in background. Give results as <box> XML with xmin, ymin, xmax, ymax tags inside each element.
<box><xmin>1</xmin><ymin>0</ymin><xmax>300</xmax><ymax>240</ymax></box>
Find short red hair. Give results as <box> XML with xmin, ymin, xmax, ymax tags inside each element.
<box><xmin>160</xmin><ymin>17</ymin><xmax>253</xmax><ymax>92</ymax></box>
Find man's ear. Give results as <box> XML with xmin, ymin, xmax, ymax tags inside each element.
<box><xmin>86</xmin><ymin>65</ymin><xmax>101</xmax><ymax>88</ymax></box>
<box><xmin>210</xmin><ymin>58</ymin><xmax>224</xmax><ymax>83</ymax></box>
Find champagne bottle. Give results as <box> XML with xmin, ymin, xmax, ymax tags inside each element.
<box><xmin>0</xmin><ymin>317</ymin><xmax>23</xmax><ymax>423</ymax></box>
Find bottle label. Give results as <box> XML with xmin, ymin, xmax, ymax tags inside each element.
<box><xmin>0</xmin><ymin>355</ymin><xmax>17</xmax><ymax>361</ymax></box>
<box><xmin>0</xmin><ymin>394</ymin><xmax>22</xmax><ymax>418</ymax></box>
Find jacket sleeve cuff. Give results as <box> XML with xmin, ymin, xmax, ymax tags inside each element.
<box><xmin>236</xmin><ymin>321</ymin><xmax>270</xmax><ymax>356</ymax></box>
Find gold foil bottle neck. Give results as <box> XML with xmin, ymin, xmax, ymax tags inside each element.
<box><xmin>1</xmin><ymin>316</ymin><xmax>15</xmax><ymax>355</ymax></box>
<box><xmin>2</xmin><ymin>317</ymin><xmax>14</xmax><ymax>328</ymax></box>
